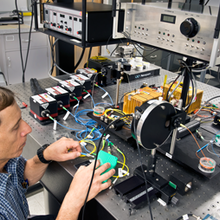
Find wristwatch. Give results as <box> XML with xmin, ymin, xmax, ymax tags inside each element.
<box><xmin>37</xmin><ymin>144</ymin><xmax>52</xmax><ymax>164</ymax></box>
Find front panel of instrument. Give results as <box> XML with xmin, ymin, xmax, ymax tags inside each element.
<box><xmin>119</xmin><ymin>3</ymin><xmax>220</xmax><ymax>62</ymax></box>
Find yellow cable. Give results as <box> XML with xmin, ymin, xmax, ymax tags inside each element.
<box><xmin>80</xmin><ymin>139</ymin><xmax>96</xmax><ymax>157</ymax></box>
<box><xmin>113</xmin><ymin>161</ymin><xmax>129</xmax><ymax>178</ymax></box>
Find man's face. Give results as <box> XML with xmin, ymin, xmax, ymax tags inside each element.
<box><xmin>0</xmin><ymin>102</ymin><xmax>32</xmax><ymax>161</ymax></box>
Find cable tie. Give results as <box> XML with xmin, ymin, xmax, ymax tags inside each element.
<box><xmin>53</xmin><ymin>119</ymin><xmax>57</xmax><ymax>131</ymax></box>
<box><xmin>102</xmin><ymin>92</ymin><xmax>108</xmax><ymax>99</ymax></box>
<box><xmin>63</xmin><ymin>111</ymin><xmax>70</xmax><ymax>121</ymax></box>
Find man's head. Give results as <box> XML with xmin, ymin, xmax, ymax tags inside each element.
<box><xmin>0</xmin><ymin>87</ymin><xmax>32</xmax><ymax>165</ymax></box>
<box><xmin>0</xmin><ymin>87</ymin><xmax>15</xmax><ymax>124</ymax></box>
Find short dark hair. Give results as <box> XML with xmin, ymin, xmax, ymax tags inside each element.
<box><xmin>0</xmin><ymin>86</ymin><xmax>15</xmax><ymax>112</ymax></box>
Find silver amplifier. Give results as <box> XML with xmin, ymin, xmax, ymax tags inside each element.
<box><xmin>113</xmin><ymin>2</ymin><xmax>220</xmax><ymax>63</ymax></box>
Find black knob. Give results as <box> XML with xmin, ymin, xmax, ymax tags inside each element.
<box><xmin>180</xmin><ymin>18</ymin><xmax>199</xmax><ymax>38</ymax></box>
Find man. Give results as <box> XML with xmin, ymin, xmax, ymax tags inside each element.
<box><xmin>0</xmin><ymin>86</ymin><xmax>115</xmax><ymax>220</ymax></box>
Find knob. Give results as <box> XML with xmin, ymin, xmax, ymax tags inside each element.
<box><xmin>180</xmin><ymin>18</ymin><xmax>199</xmax><ymax>38</ymax></box>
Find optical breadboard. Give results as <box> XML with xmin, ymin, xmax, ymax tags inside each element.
<box><xmin>43</xmin><ymin>2</ymin><xmax>122</xmax><ymax>43</ymax></box>
<box><xmin>113</xmin><ymin>2</ymin><xmax>220</xmax><ymax>62</ymax></box>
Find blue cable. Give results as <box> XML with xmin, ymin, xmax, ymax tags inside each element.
<box><xmin>62</xmin><ymin>108</ymin><xmax>102</xmax><ymax>142</ymax></box>
<box><xmin>49</xmin><ymin>116</ymin><xmax>81</xmax><ymax>131</ymax></box>
<box><xmin>94</xmin><ymin>102</ymin><xmax>112</xmax><ymax>107</ymax></box>
<box><xmin>211</xmin><ymin>129</ymin><xmax>220</xmax><ymax>157</ymax></box>
<box><xmin>95</xmin><ymin>84</ymin><xmax>114</xmax><ymax>105</ymax></box>
<box><xmin>84</xmin><ymin>90</ymin><xmax>95</xmax><ymax>107</ymax></box>
<box><xmin>197</xmin><ymin>143</ymin><xmax>209</xmax><ymax>153</ymax></box>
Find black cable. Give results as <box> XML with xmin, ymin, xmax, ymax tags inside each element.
<box><xmin>204</xmin><ymin>0</ymin><xmax>209</xmax><ymax>5</ymax></box>
<box><xmin>73</xmin><ymin>47</ymin><xmax>86</xmax><ymax>72</ymax></box>
<box><xmin>15</xmin><ymin>0</ymin><xmax>25</xmax><ymax>81</ymax></box>
<box><xmin>48</xmin><ymin>37</ymin><xmax>59</xmax><ymax>76</ymax></box>
<box><xmin>88</xmin><ymin>47</ymin><xmax>92</xmax><ymax>60</ymax></box>
<box><xmin>119</xmin><ymin>91</ymin><xmax>131</xmax><ymax>110</ymax></box>
<box><xmin>15</xmin><ymin>0</ymin><xmax>34</xmax><ymax>83</ymax></box>
<box><xmin>179</xmin><ymin>60</ymin><xmax>196</xmax><ymax>111</ymax></box>
<box><xmin>122</xmin><ymin>32</ymin><xmax>159</xmax><ymax>60</ymax></box>
<box><xmin>133</xmin><ymin>117</ymin><xmax>153</xmax><ymax>220</ymax></box>
<box><xmin>0</xmin><ymin>72</ymin><xmax>8</xmax><ymax>86</ymax></box>
<box><xmin>81</xmin><ymin>114</ymin><xmax>133</xmax><ymax>220</ymax></box>
<box><xmin>185</xmin><ymin>69</ymin><xmax>194</xmax><ymax>111</ymax></box>
<box><xmin>23</xmin><ymin>4</ymin><xmax>34</xmax><ymax>81</ymax></box>
<box><xmin>165</xmin><ymin>73</ymin><xmax>182</xmax><ymax>101</ymax></box>
<box><xmin>110</xmin><ymin>44</ymin><xmax>119</xmax><ymax>57</ymax></box>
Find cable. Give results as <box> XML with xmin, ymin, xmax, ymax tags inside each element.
<box><xmin>179</xmin><ymin>124</ymin><xmax>206</xmax><ymax>159</ymax></box>
<box><xmin>94</xmin><ymin>84</ymin><xmax>114</xmax><ymax>105</ymax></box>
<box><xmin>15</xmin><ymin>0</ymin><xmax>24</xmax><ymax>82</ymax></box>
<box><xmin>204</xmin><ymin>0</ymin><xmax>209</xmax><ymax>5</ymax></box>
<box><xmin>193</xmin><ymin>95</ymin><xmax>220</xmax><ymax>119</ymax></box>
<box><xmin>110</xmin><ymin>44</ymin><xmax>119</xmax><ymax>57</ymax></box>
<box><xmin>0</xmin><ymin>72</ymin><xmax>8</xmax><ymax>85</ymax></box>
<box><xmin>74</xmin><ymin>47</ymin><xmax>86</xmax><ymax>71</ymax></box>
<box><xmin>168</xmin><ymin>71</ymin><xmax>185</xmax><ymax>100</ymax></box>
<box><xmin>23</xmin><ymin>4</ymin><xmax>34</xmax><ymax>81</ymax></box>
<box><xmin>84</xmin><ymin>90</ymin><xmax>95</xmax><ymax>107</ymax></box>
<box><xmin>15</xmin><ymin>0</ymin><xmax>34</xmax><ymax>83</ymax></box>
<box><xmin>165</xmin><ymin>73</ymin><xmax>181</xmax><ymax>101</ymax></box>
<box><xmin>133</xmin><ymin>117</ymin><xmax>153</xmax><ymax>220</ymax></box>
<box><xmin>48</xmin><ymin>115</ymin><xmax>81</xmax><ymax>131</ymax></box>
<box><xmin>81</xmin><ymin>114</ymin><xmax>133</xmax><ymax>220</ymax></box>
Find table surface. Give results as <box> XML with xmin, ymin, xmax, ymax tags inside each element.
<box><xmin>9</xmin><ymin>68</ymin><xmax>220</xmax><ymax>220</ymax></box>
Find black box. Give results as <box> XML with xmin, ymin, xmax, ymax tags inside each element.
<box><xmin>29</xmin><ymin>94</ymin><xmax>58</xmax><ymax>124</ymax></box>
<box><xmin>88</xmin><ymin>58</ymin><xmax>116</xmax><ymax>86</ymax></box>
<box><xmin>76</xmin><ymin>68</ymin><xmax>98</xmax><ymax>82</ymax></box>
<box><xmin>58</xmin><ymin>79</ymin><xmax>83</xmax><ymax>102</ymax></box>
<box><xmin>71</xmin><ymin>74</ymin><xmax>91</xmax><ymax>94</ymax></box>
<box><xmin>170</xmin><ymin>171</ymin><xmax>193</xmax><ymax>195</ymax></box>
<box><xmin>45</xmin><ymin>86</ymin><xmax>70</xmax><ymax>110</ymax></box>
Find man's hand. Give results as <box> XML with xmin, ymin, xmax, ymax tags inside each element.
<box><xmin>44</xmin><ymin>137</ymin><xmax>82</xmax><ymax>162</ymax></box>
<box><xmin>69</xmin><ymin>160</ymin><xmax>115</xmax><ymax>203</ymax></box>
<box><xmin>56</xmin><ymin>160</ymin><xmax>115</xmax><ymax>220</ymax></box>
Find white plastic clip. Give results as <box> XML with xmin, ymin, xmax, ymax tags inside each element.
<box><xmin>83</xmin><ymin>93</ymin><xmax>90</xmax><ymax>99</ymax></box>
<box><xmin>105</xmin><ymin>134</ymin><xmax>110</xmax><ymax>140</ymax></box>
<box><xmin>102</xmin><ymin>92</ymin><xmax>108</xmax><ymax>99</ymax></box>
<box><xmin>63</xmin><ymin>111</ymin><xmax>70</xmax><ymax>121</ymax></box>
<box><xmin>182</xmin><ymin>214</ymin><xmax>189</xmax><ymax>220</ymax></box>
<box><xmin>118</xmin><ymin>168</ymin><xmax>129</xmax><ymax>177</ymax></box>
<box><xmin>73</xmin><ymin>104</ymin><xmax>79</xmax><ymax>109</ymax></box>
<box><xmin>53</xmin><ymin>119</ymin><xmax>57</xmax><ymax>131</ymax></box>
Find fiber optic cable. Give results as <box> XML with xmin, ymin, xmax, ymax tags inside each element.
<box><xmin>180</xmin><ymin>124</ymin><xmax>206</xmax><ymax>159</ymax></box>
<box><xmin>48</xmin><ymin>115</ymin><xmax>81</xmax><ymax>131</ymax></box>
<box><xmin>84</xmin><ymin>90</ymin><xmax>95</xmax><ymax>107</ymax></box>
<box><xmin>94</xmin><ymin>84</ymin><xmax>114</xmax><ymax>105</ymax></box>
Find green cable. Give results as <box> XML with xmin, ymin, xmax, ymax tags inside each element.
<box><xmin>62</xmin><ymin>106</ymin><xmax>67</xmax><ymax>111</ymax></box>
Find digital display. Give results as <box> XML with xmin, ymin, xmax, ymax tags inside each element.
<box><xmin>161</xmin><ymin>14</ymin><xmax>176</xmax><ymax>24</ymax></box>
